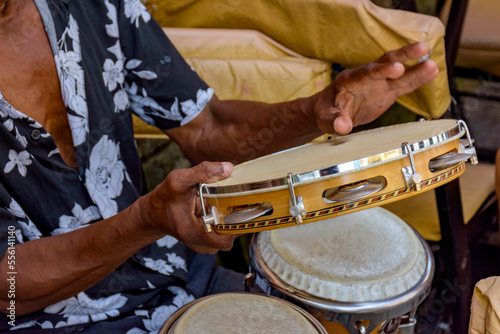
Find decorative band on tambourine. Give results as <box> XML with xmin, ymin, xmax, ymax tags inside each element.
<box><xmin>213</xmin><ymin>163</ymin><xmax>464</xmax><ymax>232</ymax></box>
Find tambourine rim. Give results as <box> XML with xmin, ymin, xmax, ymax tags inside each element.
<box><xmin>206</xmin><ymin>120</ymin><xmax>463</xmax><ymax>196</ymax></box>
<box><xmin>249</xmin><ymin>225</ymin><xmax>435</xmax><ymax>316</ymax></box>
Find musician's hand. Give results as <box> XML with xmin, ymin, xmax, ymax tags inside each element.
<box><xmin>314</xmin><ymin>42</ymin><xmax>439</xmax><ymax>135</ymax></box>
<box><xmin>140</xmin><ymin>161</ymin><xmax>239</xmax><ymax>254</ymax></box>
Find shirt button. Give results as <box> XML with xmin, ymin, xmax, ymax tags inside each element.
<box><xmin>31</xmin><ymin>130</ymin><xmax>41</xmax><ymax>141</ymax></box>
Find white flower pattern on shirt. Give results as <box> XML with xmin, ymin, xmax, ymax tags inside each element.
<box><xmin>103</xmin><ymin>59</ymin><xmax>125</xmax><ymax>91</ymax></box>
<box><xmin>156</xmin><ymin>235</ymin><xmax>178</xmax><ymax>248</ymax></box>
<box><xmin>127</xmin><ymin>82</ymin><xmax>183</xmax><ymax>124</ymax></box>
<box><xmin>124</xmin><ymin>0</ymin><xmax>151</xmax><ymax>28</ymax></box>
<box><xmin>84</xmin><ymin>135</ymin><xmax>126</xmax><ymax>219</ymax></box>
<box><xmin>166</xmin><ymin>253</ymin><xmax>187</xmax><ymax>272</ymax></box>
<box><xmin>180</xmin><ymin>88</ymin><xmax>214</xmax><ymax>125</ymax></box>
<box><xmin>104</xmin><ymin>0</ymin><xmax>119</xmax><ymax>38</ymax></box>
<box><xmin>4</xmin><ymin>150</ymin><xmax>31</xmax><ymax>177</ymax></box>
<box><xmin>0</xmin><ymin>1</ymin><xmax>217</xmax><ymax>331</ymax></box>
<box><xmin>114</xmin><ymin>89</ymin><xmax>130</xmax><ymax>112</ymax></box>
<box><xmin>7</xmin><ymin>197</ymin><xmax>26</xmax><ymax>218</ymax></box>
<box><xmin>52</xmin><ymin>202</ymin><xmax>101</xmax><ymax>235</ymax></box>
<box><xmin>126</xmin><ymin>287</ymin><xmax>194</xmax><ymax>334</ymax></box>
<box><xmin>54</xmin><ymin>14</ymin><xmax>89</xmax><ymax>147</ymax></box>
<box><xmin>143</xmin><ymin>258</ymin><xmax>174</xmax><ymax>276</ymax></box>
<box><xmin>44</xmin><ymin>292</ymin><xmax>128</xmax><ymax>326</ymax></box>
<box><xmin>18</xmin><ymin>219</ymin><xmax>43</xmax><ymax>241</ymax></box>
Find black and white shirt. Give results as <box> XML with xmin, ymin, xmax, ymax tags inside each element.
<box><xmin>0</xmin><ymin>0</ymin><xmax>213</xmax><ymax>332</ymax></box>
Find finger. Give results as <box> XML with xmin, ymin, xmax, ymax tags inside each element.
<box><xmin>376</xmin><ymin>42</ymin><xmax>431</xmax><ymax>64</ymax></box>
<box><xmin>390</xmin><ymin>59</ymin><xmax>439</xmax><ymax>97</ymax></box>
<box><xmin>191</xmin><ymin>233</ymin><xmax>238</xmax><ymax>253</ymax></box>
<box><xmin>188</xmin><ymin>244</ymin><xmax>220</xmax><ymax>255</ymax></box>
<box><xmin>181</xmin><ymin>161</ymin><xmax>234</xmax><ymax>188</ymax></box>
<box><xmin>347</xmin><ymin>62</ymin><xmax>405</xmax><ymax>83</ymax></box>
<box><xmin>195</xmin><ymin>197</ymin><xmax>204</xmax><ymax>217</ymax></box>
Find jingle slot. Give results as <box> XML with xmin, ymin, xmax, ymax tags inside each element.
<box><xmin>322</xmin><ymin>177</ymin><xmax>386</xmax><ymax>204</ymax></box>
<box><xmin>223</xmin><ymin>202</ymin><xmax>274</xmax><ymax>224</ymax></box>
<box><xmin>428</xmin><ymin>150</ymin><xmax>471</xmax><ymax>172</ymax></box>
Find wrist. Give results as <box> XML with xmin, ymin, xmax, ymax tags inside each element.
<box><xmin>128</xmin><ymin>194</ymin><xmax>167</xmax><ymax>242</ymax></box>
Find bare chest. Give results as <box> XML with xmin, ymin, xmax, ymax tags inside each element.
<box><xmin>0</xmin><ymin>1</ymin><xmax>77</xmax><ymax>169</ymax></box>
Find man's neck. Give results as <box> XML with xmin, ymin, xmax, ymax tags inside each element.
<box><xmin>0</xmin><ymin>0</ymin><xmax>8</xmax><ymax>14</ymax></box>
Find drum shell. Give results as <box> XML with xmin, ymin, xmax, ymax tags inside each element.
<box><xmin>247</xmin><ymin>226</ymin><xmax>435</xmax><ymax>334</ymax></box>
<box><xmin>208</xmin><ymin>139</ymin><xmax>464</xmax><ymax>234</ymax></box>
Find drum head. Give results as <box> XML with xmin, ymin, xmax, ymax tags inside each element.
<box><xmin>208</xmin><ymin>119</ymin><xmax>461</xmax><ymax>190</ymax></box>
<box><xmin>257</xmin><ymin>207</ymin><xmax>428</xmax><ymax>303</ymax></box>
<box><xmin>162</xmin><ymin>293</ymin><xmax>325</xmax><ymax>333</ymax></box>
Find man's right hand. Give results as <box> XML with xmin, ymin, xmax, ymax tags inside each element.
<box><xmin>139</xmin><ymin>161</ymin><xmax>240</xmax><ymax>254</ymax></box>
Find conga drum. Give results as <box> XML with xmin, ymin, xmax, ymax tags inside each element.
<box><xmin>159</xmin><ymin>292</ymin><xmax>328</xmax><ymax>333</ymax></box>
<box><xmin>199</xmin><ymin>119</ymin><xmax>477</xmax><ymax>234</ymax></box>
<box><xmin>247</xmin><ymin>207</ymin><xmax>435</xmax><ymax>334</ymax></box>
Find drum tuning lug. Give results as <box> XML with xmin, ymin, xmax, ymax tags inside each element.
<box><xmin>199</xmin><ymin>184</ymin><xmax>220</xmax><ymax>232</ymax></box>
<box><xmin>244</xmin><ymin>273</ymin><xmax>255</xmax><ymax>292</ymax></box>
<box><xmin>287</xmin><ymin>173</ymin><xmax>307</xmax><ymax>224</ymax></box>
<box><xmin>457</xmin><ymin>120</ymin><xmax>478</xmax><ymax>165</ymax></box>
<box><xmin>354</xmin><ymin>321</ymin><xmax>368</xmax><ymax>334</ymax></box>
<box><xmin>401</xmin><ymin>142</ymin><xmax>422</xmax><ymax>192</ymax></box>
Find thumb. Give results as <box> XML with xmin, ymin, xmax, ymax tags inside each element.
<box><xmin>184</xmin><ymin>161</ymin><xmax>233</xmax><ymax>188</ymax></box>
<box><xmin>333</xmin><ymin>112</ymin><xmax>353</xmax><ymax>135</ymax></box>
<box><xmin>317</xmin><ymin>88</ymin><xmax>354</xmax><ymax>135</ymax></box>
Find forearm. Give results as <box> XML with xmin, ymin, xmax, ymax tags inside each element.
<box><xmin>167</xmin><ymin>43</ymin><xmax>440</xmax><ymax>165</ymax></box>
<box><xmin>0</xmin><ymin>198</ymin><xmax>164</xmax><ymax>316</ymax></box>
<box><xmin>168</xmin><ymin>94</ymin><xmax>324</xmax><ymax>164</ymax></box>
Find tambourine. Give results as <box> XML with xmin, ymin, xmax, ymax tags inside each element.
<box><xmin>199</xmin><ymin>119</ymin><xmax>477</xmax><ymax>234</ymax></box>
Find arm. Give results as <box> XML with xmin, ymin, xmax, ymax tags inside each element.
<box><xmin>496</xmin><ymin>148</ymin><xmax>500</xmax><ymax>238</ymax></box>
<box><xmin>167</xmin><ymin>43</ymin><xmax>439</xmax><ymax>164</ymax></box>
<box><xmin>0</xmin><ymin>161</ymin><xmax>235</xmax><ymax>316</ymax></box>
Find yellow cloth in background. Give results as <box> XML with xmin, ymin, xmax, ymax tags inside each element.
<box><xmin>383</xmin><ymin>162</ymin><xmax>495</xmax><ymax>242</ymax></box>
<box><xmin>145</xmin><ymin>0</ymin><xmax>450</xmax><ymax>119</ymax></box>
<box><xmin>133</xmin><ymin>27</ymin><xmax>332</xmax><ymax>138</ymax></box>
<box><xmin>165</xmin><ymin>28</ymin><xmax>332</xmax><ymax>103</ymax></box>
<box><xmin>469</xmin><ymin>276</ymin><xmax>500</xmax><ymax>334</ymax></box>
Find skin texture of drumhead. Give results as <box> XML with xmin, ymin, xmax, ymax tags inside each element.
<box><xmin>258</xmin><ymin>207</ymin><xmax>427</xmax><ymax>302</ymax></box>
<box><xmin>170</xmin><ymin>293</ymin><xmax>319</xmax><ymax>334</ymax></box>
<box><xmin>209</xmin><ymin>119</ymin><xmax>458</xmax><ymax>187</ymax></box>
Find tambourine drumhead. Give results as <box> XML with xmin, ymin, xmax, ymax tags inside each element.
<box><xmin>256</xmin><ymin>207</ymin><xmax>428</xmax><ymax>303</ymax></box>
<box><xmin>161</xmin><ymin>293</ymin><xmax>327</xmax><ymax>334</ymax></box>
<box><xmin>209</xmin><ymin>119</ymin><xmax>462</xmax><ymax>190</ymax></box>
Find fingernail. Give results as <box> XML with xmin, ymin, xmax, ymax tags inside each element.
<box><xmin>393</xmin><ymin>62</ymin><xmax>404</xmax><ymax>70</ymax></box>
<box><xmin>221</xmin><ymin>162</ymin><xmax>233</xmax><ymax>175</ymax></box>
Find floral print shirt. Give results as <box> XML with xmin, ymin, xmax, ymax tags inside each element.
<box><xmin>0</xmin><ymin>0</ymin><xmax>214</xmax><ymax>332</ymax></box>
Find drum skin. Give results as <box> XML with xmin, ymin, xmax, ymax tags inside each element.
<box><xmin>159</xmin><ymin>293</ymin><xmax>328</xmax><ymax>334</ymax></box>
<box><xmin>248</xmin><ymin>208</ymin><xmax>435</xmax><ymax>334</ymax></box>
<box><xmin>203</xmin><ymin>120</ymin><xmax>470</xmax><ymax>233</ymax></box>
